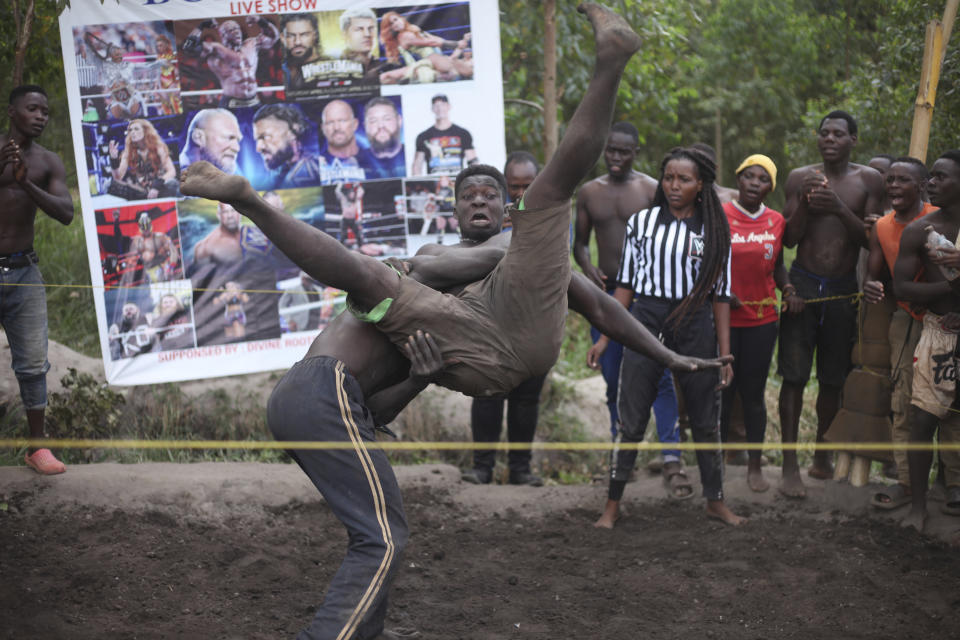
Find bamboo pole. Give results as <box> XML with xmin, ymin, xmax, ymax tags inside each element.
<box><xmin>543</xmin><ymin>0</ymin><xmax>558</xmax><ymax>163</ymax></box>
<box><xmin>908</xmin><ymin>0</ymin><xmax>958</xmax><ymax>162</ymax></box>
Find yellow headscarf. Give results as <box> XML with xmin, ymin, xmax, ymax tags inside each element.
<box><xmin>735</xmin><ymin>154</ymin><xmax>778</xmax><ymax>192</ymax></box>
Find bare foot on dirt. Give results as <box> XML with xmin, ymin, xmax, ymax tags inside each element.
<box><xmin>779</xmin><ymin>468</ymin><xmax>807</xmax><ymax>499</ymax></box>
<box><xmin>901</xmin><ymin>506</ymin><xmax>927</xmax><ymax>533</ymax></box>
<box><xmin>706</xmin><ymin>500</ymin><xmax>747</xmax><ymax>526</ymax></box>
<box><xmin>594</xmin><ymin>499</ymin><xmax>620</xmax><ymax>529</ymax></box>
<box><xmin>577</xmin><ymin>2</ymin><xmax>642</xmax><ymax>65</ymax></box>
<box><xmin>180</xmin><ymin>161</ymin><xmax>251</xmax><ymax>204</ymax></box>
<box><xmin>747</xmin><ymin>467</ymin><xmax>770</xmax><ymax>493</ymax></box>
<box><xmin>807</xmin><ymin>454</ymin><xmax>834</xmax><ymax>480</ymax></box>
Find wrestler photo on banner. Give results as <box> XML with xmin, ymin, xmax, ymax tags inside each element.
<box><xmin>177</xmin><ymin>197</ymin><xmax>290</xmax><ymax>346</ymax></box>
<box><xmin>277</xmin><ymin>273</ymin><xmax>345</xmax><ymax>335</ymax></box>
<box><xmin>320</xmin><ymin>178</ymin><xmax>407</xmax><ymax>256</ymax></box>
<box><xmin>172</xmin><ymin>16</ymin><xmax>285</xmax><ymax>111</ymax></box>
<box><xmin>376</xmin><ymin>3</ymin><xmax>474</xmax><ymax>85</ymax></box>
<box><xmin>105</xmin><ymin>280</ymin><xmax>197</xmax><ymax>361</ymax></box>
<box><xmin>73</xmin><ymin>21</ymin><xmax>182</xmax><ymax>120</ymax></box>
<box><xmin>95</xmin><ymin>202</ymin><xmax>183</xmax><ymax>288</ymax></box>
<box><xmin>178</xmin><ymin>104</ymin><xmax>323</xmax><ymax>192</ymax></box>
<box><xmin>279</xmin><ymin>10</ymin><xmax>381</xmax><ymax>102</ymax></box>
<box><xmin>83</xmin><ymin>114</ymin><xmax>183</xmax><ymax>203</ymax></box>
<box><xmin>403</xmin><ymin>175</ymin><xmax>459</xmax><ymax>252</ymax></box>
<box><xmin>307</xmin><ymin>95</ymin><xmax>406</xmax><ymax>184</ymax></box>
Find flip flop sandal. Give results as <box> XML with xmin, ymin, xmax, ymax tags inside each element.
<box><xmin>940</xmin><ymin>486</ymin><xmax>960</xmax><ymax>516</ymax></box>
<box><xmin>662</xmin><ymin>462</ymin><xmax>695</xmax><ymax>501</ymax></box>
<box><xmin>870</xmin><ymin>484</ymin><xmax>911</xmax><ymax>510</ymax></box>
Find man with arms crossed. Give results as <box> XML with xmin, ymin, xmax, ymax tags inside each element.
<box><xmin>893</xmin><ymin>150</ymin><xmax>960</xmax><ymax>532</ymax></box>
<box><xmin>778</xmin><ymin>110</ymin><xmax>883</xmax><ymax>497</ymax></box>
<box><xmin>0</xmin><ymin>85</ymin><xmax>75</xmax><ymax>474</ymax></box>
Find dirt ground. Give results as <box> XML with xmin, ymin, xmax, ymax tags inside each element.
<box><xmin>2</xmin><ymin>461</ymin><xmax>959</xmax><ymax>640</ymax></box>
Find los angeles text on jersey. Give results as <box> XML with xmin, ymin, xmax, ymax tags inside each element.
<box><xmin>730</xmin><ymin>230</ymin><xmax>777</xmax><ymax>244</ymax></box>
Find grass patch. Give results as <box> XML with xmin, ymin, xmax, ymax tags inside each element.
<box><xmin>35</xmin><ymin>194</ymin><xmax>100</xmax><ymax>358</ymax></box>
<box><xmin>0</xmin><ymin>369</ymin><xmax>282</xmax><ymax>466</ymax></box>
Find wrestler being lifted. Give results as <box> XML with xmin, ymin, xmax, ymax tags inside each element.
<box><xmin>182</xmin><ymin>3</ymin><xmax>645</xmax><ymax>399</ymax></box>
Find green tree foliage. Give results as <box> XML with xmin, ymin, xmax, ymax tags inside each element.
<box><xmin>0</xmin><ymin>0</ymin><xmax>77</xmax><ymax>188</ymax></box>
<box><xmin>501</xmin><ymin>0</ymin><xmax>958</xmax><ymax>206</ymax></box>
<box><xmin>822</xmin><ymin>0</ymin><xmax>960</xmax><ymax>163</ymax></box>
<box><xmin>500</xmin><ymin>0</ymin><xmax>705</xmax><ymax>176</ymax></box>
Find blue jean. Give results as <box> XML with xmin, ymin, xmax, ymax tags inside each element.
<box><xmin>590</xmin><ymin>327</ymin><xmax>679</xmax><ymax>461</ymax></box>
<box><xmin>0</xmin><ymin>263</ymin><xmax>49</xmax><ymax>409</ymax></box>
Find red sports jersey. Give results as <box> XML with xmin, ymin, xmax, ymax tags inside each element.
<box><xmin>724</xmin><ymin>201</ymin><xmax>785</xmax><ymax>327</ymax></box>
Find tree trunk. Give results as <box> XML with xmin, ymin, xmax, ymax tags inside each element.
<box><xmin>12</xmin><ymin>0</ymin><xmax>37</xmax><ymax>86</ymax></box>
<box><xmin>908</xmin><ymin>0</ymin><xmax>957</xmax><ymax>162</ymax></box>
<box><xmin>542</xmin><ymin>0</ymin><xmax>558</xmax><ymax>163</ymax></box>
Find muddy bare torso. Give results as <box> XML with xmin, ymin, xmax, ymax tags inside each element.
<box><xmin>0</xmin><ymin>136</ymin><xmax>55</xmax><ymax>254</ymax></box>
<box><xmin>794</xmin><ymin>163</ymin><xmax>873</xmax><ymax>277</ymax></box>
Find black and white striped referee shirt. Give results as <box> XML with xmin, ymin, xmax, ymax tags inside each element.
<box><xmin>615</xmin><ymin>206</ymin><xmax>731</xmax><ymax>302</ymax></box>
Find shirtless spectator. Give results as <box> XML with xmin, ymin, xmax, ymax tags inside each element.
<box><xmin>0</xmin><ymin>85</ymin><xmax>75</xmax><ymax>475</ymax></box>
<box><xmin>868</xmin><ymin>153</ymin><xmax>896</xmax><ymax>213</ymax></box>
<box><xmin>179</xmin><ymin>109</ymin><xmax>242</xmax><ymax>174</ymax></box>
<box><xmin>181</xmin><ymin>17</ymin><xmax>279</xmax><ymax>108</ymax></box>
<box><xmin>778</xmin><ymin>110</ymin><xmax>884</xmax><ymax>497</ymax></box>
<box><xmin>893</xmin><ymin>149</ymin><xmax>960</xmax><ymax>532</ymax></box>
<box><xmin>575</xmin><ymin>122</ymin><xmax>686</xmax><ymax>495</ymax></box>
<box><xmin>863</xmin><ymin>157</ymin><xmax>936</xmax><ymax>511</ymax></box>
<box><xmin>335</xmin><ymin>182</ymin><xmax>364</xmax><ymax>247</ymax></box>
<box><xmin>128</xmin><ymin>209</ymin><xmax>179</xmax><ymax>285</ymax></box>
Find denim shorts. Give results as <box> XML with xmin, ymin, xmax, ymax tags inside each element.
<box><xmin>0</xmin><ymin>263</ymin><xmax>50</xmax><ymax>408</ymax></box>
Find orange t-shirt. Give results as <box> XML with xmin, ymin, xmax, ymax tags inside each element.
<box><xmin>874</xmin><ymin>202</ymin><xmax>938</xmax><ymax>320</ymax></box>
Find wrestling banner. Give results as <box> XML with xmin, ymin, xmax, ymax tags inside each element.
<box><xmin>58</xmin><ymin>0</ymin><xmax>505</xmax><ymax>384</ymax></box>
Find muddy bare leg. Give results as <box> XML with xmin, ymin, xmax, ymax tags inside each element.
<box><xmin>809</xmin><ymin>384</ymin><xmax>840</xmax><ymax>479</ymax></box>
<box><xmin>903</xmin><ymin>407</ymin><xmax>938</xmax><ymax>531</ymax></box>
<box><xmin>180</xmin><ymin>162</ymin><xmax>397</xmax><ymax>311</ymax></box>
<box><xmin>779</xmin><ymin>381</ymin><xmax>806</xmax><ymax>498</ymax></box>
<box><xmin>523</xmin><ymin>3</ymin><xmax>641</xmax><ymax>208</ymax></box>
<box><xmin>594</xmin><ymin>498</ymin><xmax>620</xmax><ymax>529</ymax></box>
<box><xmin>747</xmin><ymin>452</ymin><xmax>769</xmax><ymax>492</ymax></box>
<box><xmin>706</xmin><ymin>500</ymin><xmax>747</xmax><ymax>526</ymax></box>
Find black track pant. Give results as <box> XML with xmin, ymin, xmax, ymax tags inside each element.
<box><xmin>268</xmin><ymin>356</ymin><xmax>408</xmax><ymax>640</ymax></box>
<box><xmin>470</xmin><ymin>373</ymin><xmax>548</xmax><ymax>474</ymax></box>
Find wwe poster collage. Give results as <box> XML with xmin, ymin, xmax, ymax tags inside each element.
<box><xmin>60</xmin><ymin>1</ymin><xmax>505</xmax><ymax>382</ymax></box>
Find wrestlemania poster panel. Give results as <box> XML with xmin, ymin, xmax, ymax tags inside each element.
<box><xmin>58</xmin><ymin>0</ymin><xmax>506</xmax><ymax>385</ymax></box>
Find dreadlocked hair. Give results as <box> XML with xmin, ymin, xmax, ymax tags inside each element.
<box><xmin>652</xmin><ymin>146</ymin><xmax>730</xmax><ymax>328</ymax></box>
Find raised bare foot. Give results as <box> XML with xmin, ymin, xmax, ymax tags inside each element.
<box><xmin>180</xmin><ymin>161</ymin><xmax>251</xmax><ymax>204</ymax></box>
<box><xmin>593</xmin><ymin>499</ymin><xmax>620</xmax><ymax>529</ymax></box>
<box><xmin>807</xmin><ymin>454</ymin><xmax>834</xmax><ymax>480</ymax></box>
<box><xmin>705</xmin><ymin>500</ymin><xmax>747</xmax><ymax>526</ymax></box>
<box><xmin>577</xmin><ymin>3</ymin><xmax>642</xmax><ymax>64</ymax></box>
<box><xmin>901</xmin><ymin>507</ymin><xmax>927</xmax><ymax>533</ymax></box>
<box><xmin>779</xmin><ymin>468</ymin><xmax>807</xmax><ymax>499</ymax></box>
<box><xmin>747</xmin><ymin>468</ymin><xmax>770</xmax><ymax>493</ymax></box>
